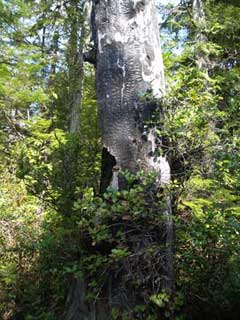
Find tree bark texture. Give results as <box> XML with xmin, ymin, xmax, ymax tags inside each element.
<box><xmin>92</xmin><ymin>0</ymin><xmax>174</xmax><ymax>291</ymax></box>
<box><xmin>92</xmin><ymin>0</ymin><xmax>174</xmax><ymax>297</ymax></box>
<box><xmin>63</xmin><ymin>4</ymin><xmax>86</xmax><ymax>320</ymax></box>
<box><xmin>68</xmin><ymin>0</ymin><xmax>85</xmax><ymax>133</ymax></box>
<box><xmin>193</xmin><ymin>0</ymin><xmax>215</xmax><ymax>175</ymax></box>
<box><xmin>91</xmin><ymin>0</ymin><xmax>167</xmax><ymax>191</ymax></box>
<box><xmin>63</xmin><ymin>2</ymin><xmax>174</xmax><ymax>318</ymax></box>
<box><xmin>193</xmin><ymin>0</ymin><xmax>208</xmax><ymax>71</ymax></box>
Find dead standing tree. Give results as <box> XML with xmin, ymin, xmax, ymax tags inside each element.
<box><xmin>64</xmin><ymin>1</ymin><xmax>174</xmax><ymax>318</ymax></box>
<box><xmin>91</xmin><ymin>0</ymin><xmax>174</xmax><ymax>297</ymax></box>
<box><xmin>91</xmin><ymin>0</ymin><xmax>167</xmax><ymax>191</ymax></box>
<box><xmin>91</xmin><ymin>0</ymin><xmax>175</xmax><ymax>297</ymax></box>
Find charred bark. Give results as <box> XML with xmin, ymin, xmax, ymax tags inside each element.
<box><xmin>92</xmin><ymin>0</ymin><xmax>175</xmax><ymax>302</ymax></box>
<box><xmin>62</xmin><ymin>279</ymin><xmax>89</xmax><ymax>320</ymax></box>
<box><xmin>63</xmin><ymin>2</ymin><xmax>175</xmax><ymax>319</ymax></box>
<box><xmin>92</xmin><ymin>0</ymin><xmax>167</xmax><ymax>190</ymax></box>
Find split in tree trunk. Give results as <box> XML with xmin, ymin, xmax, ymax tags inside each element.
<box><xmin>93</xmin><ymin>0</ymin><xmax>166</xmax><ymax>188</ymax></box>
<box><xmin>92</xmin><ymin>0</ymin><xmax>175</xmax><ymax>303</ymax></box>
<box><xmin>64</xmin><ymin>1</ymin><xmax>175</xmax><ymax>318</ymax></box>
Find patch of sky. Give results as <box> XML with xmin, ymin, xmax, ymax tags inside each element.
<box><xmin>157</xmin><ymin>0</ymin><xmax>187</xmax><ymax>55</ymax></box>
<box><xmin>157</xmin><ymin>0</ymin><xmax>180</xmax><ymax>4</ymax></box>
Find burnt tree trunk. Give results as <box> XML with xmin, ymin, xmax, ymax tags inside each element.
<box><xmin>63</xmin><ymin>1</ymin><xmax>174</xmax><ymax>318</ymax></box>
<box><xmin>91</xmin><ymin>0</ymin><xmax>167</xmax><ymax>191</ymax></box>
<box><xmin>91</xmin><ymin>0</ymin><xmax>174</xmax><ymax>294</ymax></box>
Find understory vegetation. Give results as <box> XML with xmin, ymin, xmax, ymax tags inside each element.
<box><xmin>0</xmin><ymin>0</ymin><xmax>240</xmax><ymax>319</ymax></box>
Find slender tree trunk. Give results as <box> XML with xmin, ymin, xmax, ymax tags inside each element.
<box><xmin>41</xmin><ymin>25</ymin><xmax>46</xmax><ymax>82</ymax></box>
<box><xmin>193</xmin><ymin>0</ymin><xmax>208</xmax><ymax>70</ymax></box>
<box><xmin>63</xmin><ymin>3</ymin><xmax>86</xmax><ymax>320</ymax></box>
<box><xmin>49</xmin><ymin>26</ymin><xmax>59</xmax><ymax>83</ymax></box>
<box><xmin>193</xmin><ymin>0</ymin><xmax>215</xmax><ymax>174</ymax></box>
<box><xmin>68</xmin><ymin>0</ymin><xmax>86</xmax><ymax>134</ymax></box>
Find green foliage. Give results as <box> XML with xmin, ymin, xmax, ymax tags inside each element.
<box><xmin>0</xmin><ymin>170</ymin><xmax>44</xmax><ymax>318</ymax></box>
<box><xmin>160</xmin><ymin>1</ymin><xmax>240</xmax><ymax>318</ymax></box>
<box><xmin>33</xmin><ymin>177</ymin><xmax>174</xmax><ymax>319</ymax></box>
<box><xmin>0</xmin><ymin>0</ymin><xmax>240</xmax><ymax>319</ymax></box>
<box><xmin>15</xmin><ymin>113</ymin><xmax>100</xmax><ymax>214</ymax></box>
